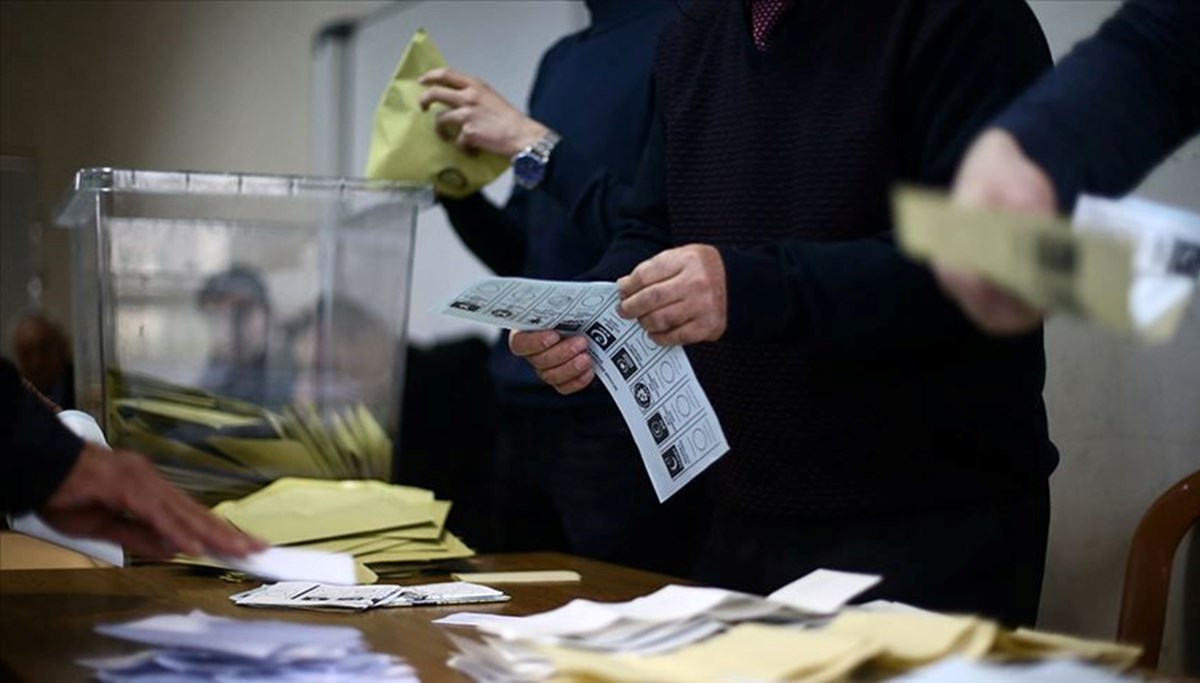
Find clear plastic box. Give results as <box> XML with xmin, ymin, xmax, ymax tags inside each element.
<box><xmin>56</xmin><ymin>168</ymin><xmax>431</xmax><ymax>504</ymax></box>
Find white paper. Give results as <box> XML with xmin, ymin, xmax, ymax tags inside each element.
<box><xmin>1074</xmin><ymin>194</ymin><xmax>1200</xmax><ymax>331</ymax></box>
<box><xmin>767</xmin><ymin>569</ymin><xmax>881</xmax><ymax>615</ymax></box>
<box><xmin>439</xmin><ymin>277</ymin><xmax>730</xmax><ymax>501</ymax></box>
<box><xmin>483</xmin><ymin>598</ymin><xmax>623</xmax><ymax>639</ymax></box>
<box><xmin>433</xmin><ymin>612</ymin><xmax>524</xmax><ymax>627</ymax></box>
<box><xmin>213</xmin><ymin>546</ymin><xmax>357</xmax><ymax>585</ymax></box>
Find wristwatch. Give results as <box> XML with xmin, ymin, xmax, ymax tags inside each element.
<box><xmin>512</xmin><ymin>131</ymin><xmax>561</xmax><ymax>189</ymax></box>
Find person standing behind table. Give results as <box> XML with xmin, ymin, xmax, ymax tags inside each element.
<box><xmin>1</xmin><ymin>357</ymin><xmax>263</xmax><ymax>559</ymax></box>
<box><xmin>511</xmin><ymin>0</ymin><xmax>1060</xmax><ymax>626</ymax></box>
<box><xmin>11</xmin><ymin>311</ymin><xmax>75</xmax><ymax>410</ymax></box>
<box><xmin>418</xmin><ymin>0</ymin><xmax>705</xmax><ymax>576</ymax></box>
<box><xmin>934</xmin><ymin>0</ymin><xmax>1200</xmax><ymax>335</ymax></box>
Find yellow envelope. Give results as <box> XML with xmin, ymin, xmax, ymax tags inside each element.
<box><xmin>544</xmin><ymin>624</ymin><xmax>876</xmax><ymax>683</ymax></box>
<box><xmin>364</xmin><ymin>28</ymin><xmax>509</xmax><ymax>198</ymax></box>
<box><xmin>215</xmin><ymin>478</ymin><xmax>439</xmax><ymax>545</ymax></box>
<box><xmin>826</xmin><ymin>611</ymin><xmax>990</xmax><ymax>668</ymax></box>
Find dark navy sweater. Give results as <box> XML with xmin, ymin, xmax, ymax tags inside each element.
<box><xmin>441</xmin><ymin>0</ymin><xmax>681</xmax><ymax>406</ymax></box>
<box><xmin>1</xmin><ymin>358</ymin><xmax>83</xmax><ymax>513</ymax></box>
<box><xmin>589</xmin><ymin>0</ymin><xmax>1060</xmax><ymax>517</ymax></box>
<box><xmin>994</xmin><ymin>0</ymin><xmax>1200</xmax><ymax>211</ymax></box>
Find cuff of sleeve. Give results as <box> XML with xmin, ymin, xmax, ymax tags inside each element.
<box><xmin>718</xmin><ymin>246</ymin><xmax>796</xmax><ymax>341</ymax></box>
<box><xmin>541</xmin><ymin>136</ymin><xmax>595</xmax><ymax>204</ymax></box>
<box><xmin>9</xmin><ymin>408</ymin><xmax>84</xmax><ymax>514</ymax></box>
<box><xmin>992</xmin><ymin>109</ymin><xmax>1083</xmax><ymax>213</ymax></box>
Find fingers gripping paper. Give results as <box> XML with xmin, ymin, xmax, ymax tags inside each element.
<box><xmin>439</xmin><ymin>277</ymin><xmax>730</xmax><ymax>502</ymax></box>
<box><xmin>364</xmin><ymin>29</ymin><xmax>509</xmax><ymax>198</ymax></box>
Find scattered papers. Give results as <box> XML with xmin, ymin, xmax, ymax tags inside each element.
<box><xmin>232</xmin><ymin>581</ymin><xmax>508</xmax><ymax>611</ymax></box>
<box><xmin>440</xmin><ymin>277</ymin><xmax>729</xmax><ymax>501</ymax></box>
<box><xmin>82</xmin><ymin>610</ymin><xmax>416</xmax><ymax>681</ymax></box>
<box><xmin>443</xmin><ymin>567</ymin><xmax>1143</xmax><ymax>683</ymax></box>
<box><xmin>195</xmin><ymin>477</ymin><xmax>474</xmax><ymax>581</ymax></box>
<box><xmin>893</xmin><ymin>187</ymin><xmax>1199</xmax><ymax>341</ymax></box>
<box><xmin>108</xmin><ymin>371</ymin><xmax>393</xmax><ymax>506</ymax></box>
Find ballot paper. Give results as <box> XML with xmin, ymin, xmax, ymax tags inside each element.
<box><xmin>893</xmin><ymin>187</ymin><xmax>1200</xmax><ymax>341</ymax></box>
<box><xmin>231</xmin><ymin>580</ymin><xmax>509</xmax><ymax>611</ymax></box>
<box><xmin>83</xmin><ymin>610</ymin><xmax>416</xmax><ymax>681</ymax></box>
<box><xmin>439</xmin><ymin>277</ymin><xmax>729</xmax><ymax>501</ymax></box>
<box><xmin>209</xmin><ymin>546</ymin><xmax>357</xmax><ymax>585</ymax></box>
<box><xmin>767</xmin><ymin>568</ymin><xmax>882</xmax><ymax>616</ymax></box>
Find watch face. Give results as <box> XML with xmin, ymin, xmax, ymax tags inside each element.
<box><xmin>513</xmin><ymin>153</ymin><xmax>545</xmax><ymax>188</ymax></box>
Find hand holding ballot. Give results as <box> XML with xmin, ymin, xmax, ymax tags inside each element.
<box><xmin>894</xmin><ymin>185</ymin><xmax>1200</xmax><ymax>342</ymax></box>
<box><xmin>933</xmin><ymin>129</ymin><xmax>1059</xmax><ymax>334</ymax></box>
<box><xmin>508</xmin><ymin>330</ymin><xmax>593</xmax><ymax>395</ymax></box>
<box><xmin>616</xmin><ymin>244</ymin><xmax>729</xmax><ymax>347</ymax></box>
<box><xmin>40</xmin><ymin>441</ymin><xmax>264</xmax><ymax>560</ymax></box>
<box><xmin>921</xmin><ymin>129</ymin><xmax>1200</xmax><ymax>338</ymax></box>
<box><xmin>418</xmin><ymin>67</ymin><xmax>549</xmax><ymax>158</ymax></box>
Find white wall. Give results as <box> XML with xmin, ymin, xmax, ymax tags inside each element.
<box><xmin>0</xmin><ymin>0</ymin><xmax>387</xmax><ymax>322</ymax></box>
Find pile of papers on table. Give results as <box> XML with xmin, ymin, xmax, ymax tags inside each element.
<box><xmin>80</xmin><ymin>610</ymin><xmax>416</xmax><ymax>682</ymax></box>
<box><xmin>175</xmin><ymin>477</ymin><xmax>473</xmax><ymax>582</ymax></box>
<box><xmin>438</xmin><ymin>570</ymin><xmax>1142</xmax><ymax>683</ymax></box>
<box><xmin>107</xmin><ymin>371</ymin><xmax>394</xmax><ymax>506</ymax></box>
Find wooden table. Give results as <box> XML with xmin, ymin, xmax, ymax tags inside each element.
<box><xmin>0</xmin><ymin>552</ymin><xmax>680</xmax><ymax>682</ymax></box>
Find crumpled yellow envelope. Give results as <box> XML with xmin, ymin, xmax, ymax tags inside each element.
<box><xmin>364</xmin><ymin>28</ymin><xmax>509</xmax><ymax>198</ymax></box>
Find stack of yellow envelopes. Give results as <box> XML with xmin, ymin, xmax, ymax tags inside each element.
<box><xmin>538</xmin><ymin>610</ymin><xmax>1142</xmax><ymax>682</ymax></box>
<box><xmin>209</xmin><ymin>478</ymin><xmax>473</xmax><ymax>582</ymax></box>
<box><xmin>107</xmin><ymin>371</ymin><xmax>393</xmax><ymax>506</ymax></box>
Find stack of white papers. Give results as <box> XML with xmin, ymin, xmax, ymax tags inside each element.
<box><xmin>231</xmin><ymin>580</ymin><xmax>509</xmax><ymax>611</ymax></box>
<box><xmin>80</xmin><ymin>610</ymin><xmax>416</xmax><ymax>682</ymax></box>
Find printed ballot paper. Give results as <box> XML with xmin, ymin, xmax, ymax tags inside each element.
<box><xmin>231</xmin><ymin>580</ymin><xmax>509</xmax><ymax>611</ymax></box>
<box><xmin>894</xmin><ymin>187</ymin><xmax>1200</xmax><ymax>341</ymax></box>
<box><xmin>439</xmin><ymin>277</ymin><xmax>729</xmax><ymax>501</ymax></box>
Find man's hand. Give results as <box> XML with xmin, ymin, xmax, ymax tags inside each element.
<box><xmin>419</xmin><ymin>67</ymin><xmax>549</xmax><ymax>157</ymax></box>
<box><xmin>937</xmin><ymin>128</ymin><xmax>1056</xmax><ymax>334</ymax></box>
<box><xmin>509</xmin><ymin>330</ymin><xmax>594</xmax><ymax>395</ymax></box>
<box><xmin>617</xmin><ymin>245</ymin><xmax>728</xmax><ymax>346</ymax></box>
<box><xmin>38</xmin><ymin>443</ymin><xmax>264</xmax><ymax>560</ymax></box>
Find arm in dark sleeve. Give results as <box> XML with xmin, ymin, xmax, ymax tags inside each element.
<box><xmin>720</xmin><ymin>1</ymin><xmax>1054</xmax><ymax>352</ymax></box>
<box><xmin>1</xmin><ymin>358</ymin><xmax>83</xmax><ymax>514</ymax></box>
<box><xmin>580</xmin><ymin>108</ymin><xmax>673</xmax><ymax>281</ymax></box>
<box><xmin>538</xmin><ymin>134</ymin><xmax>640</xmax><ymax>252</ymax></box>
<box><xmin>440</xmin><ymin>190</ymin><xmax>530</xmax><ymax>277</ymax></box>
<box><xmin>994</xmin><ymin>0</ymin><xmax>1200</xmax><ymax>210</ymax></box>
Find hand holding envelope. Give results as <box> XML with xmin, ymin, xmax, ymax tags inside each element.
<box><xmin>365</xmin><ymin>29</ymin><xmax>509</xmax><ymax>198</ymax></box>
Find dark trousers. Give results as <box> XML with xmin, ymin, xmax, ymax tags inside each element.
<box><xmin>694</xmin><ymin>483</ymin><xmax>1051</xmax><ymax>627</ymax></box>
<box><xmin>492</xmin><ymin>403</ymin><xmax>707</xmax><ymax>577</ymax></box>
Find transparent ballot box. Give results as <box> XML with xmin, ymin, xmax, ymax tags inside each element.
<box><xmin>56</xmin><ymin>168</ymin><xmax>431</xmax><ymax>505</ymax></box>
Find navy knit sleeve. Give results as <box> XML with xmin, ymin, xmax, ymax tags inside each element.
<box><xmin>440</xmin><ymin>191</ymin><xmax>529</xmax><ymax>277</ymax></box>
<box><xmin>720</xmin><ymin>0</ymin><xmax>1054</xmax><ymax>351</ymax></box>
<box><xmin>1</xmin><ymin>358</ymin><xmax>84</xmax><ymax>514</ymax></box>
<box><xmin>994</xmin><ymin>0</ymin><xmax>1200</xmax><ymax>211</ymax></box>
<box><xmin>581</xmin><ymin>109</ymin><xmax>673</xmax><ymax>281</ymax></box>
<box><xmin>539</xmin><ymin>133</ymin><xmax>639</xmax><ymax>252</ymax></box>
